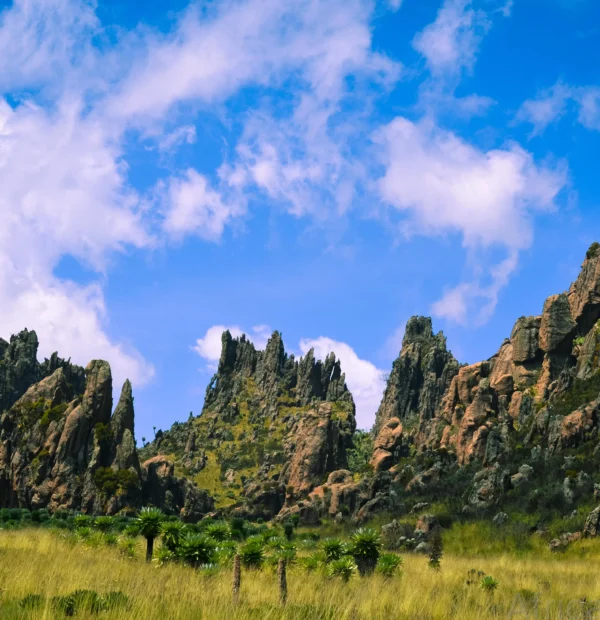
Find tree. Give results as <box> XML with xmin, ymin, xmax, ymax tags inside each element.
<box><xmin>161</xmin><ymin>520</ymin><xmax>186</xmax><ymax>553</ymax></box>
<box><xmin>346</xmin><ymin>430</ymin><xmax>374</xmax><ymax>474</ymax></box>
<box><xmin>135</xmin><ymin>507</ymin><xmax>164</xmax><ymax>562</ymax></box>
<box><xmin>349</xmin><ymin>528</ymin><xmax>381</xmax><ymax>576</ymax></box>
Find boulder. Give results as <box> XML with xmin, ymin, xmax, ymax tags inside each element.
<box><xmin>584</xmin><ymin>506</ymin><xmax>600</xmax><ymax>537</ymax></box>
<box><xmin>540</xmin><ymin>294</ymin><xmax>576</xmax><ymax>354</ymax></box>
<box><xmin>371</xmin><ymin>417</ymin><xmax>403</xmax><ymax>472</ymax></box>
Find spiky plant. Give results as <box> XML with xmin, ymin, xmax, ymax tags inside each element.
<box><xmin>205</xmin><ymin>521</ymin><xmax>231</xmax><ymax>542</ymax></box>
<box><xmin>322</xmin><ymin>538</ymin><xmax>346</xmax><ymax>563</ymax></box>
<box><xmin>327</xmin><ymin>557</ymin><xmax>357</xmax><ymax>582</ymax></box>
<box><xmin>376</xmin><ymin>553</ymin><xmax>403</xmax><ymax>579</ymax></box>
<box><xmin>282</xmin><ymin>521</ymin><xmax>294</xmax><ymax>541</ymax></box>
<box><xmin>94</xmin><ymin>516</ymin><xmax>115</xmax><ymax>533</ymax></box>
<box><xmin>240</xmin><ymin>540</ymin><xmax>265</xmax><ymax>569</ymax></box>
<box><xmin>176</xmin><ymin>534</ymin><xmax>217</xmax><ymax>568</ymax></box>
<box><xmin>229</xmin><ymin>518</ymin><xmax>247</xmax><ymax>541</ymax></box>
<box><xmin>154</xmin><ymin>547</ymin><xmax>176</xmax><ymax>567</ymax></box>
<box><xmin>349</xmin><ymin>528</ymin><xmax>381</xmax><ymax>576</ymax></box>
<box><xmin>480</xmin><ymin>576</ymin><xmax>499</xmax><ymax>593</ymax></box>
<box><xmin>134</xmin><ymin>507</ymin><xmax>164</xmax><ymax>562</ymax></box>
<box><xmin>300</xmin><ymin>551</ymin><xmax>326</xmax><ymax>572</ymax></box>
<box><xmin>161</xmin><ymin>520</ymin><xmax>187</xmax><ymax>552</ymax></box>
<box><xmin>428</xmin><ymin>529</ymin><xmax>443</xmax><ymax>571</ymax></box>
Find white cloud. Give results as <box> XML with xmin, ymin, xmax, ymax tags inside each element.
<box><xmin>163</xmin><ymin>169</ymin><xmax>245</xmax><ymax>241</ymax></box>
<box><xmin>515</xmin><ymin>83</ymin><xmax>573</xmax><ymax>136</ymax></box>
<box><xmin>158</xmin><ymin>125</ymin><xmax>196</xmax><ymax>152</ymax></box>
<box><xmin>299</xmin><ymin>336</ymin><xmax>386</xmax><ymax>429</ymax></box>
<box><xmin>431</xmin><ymin>252</ymin><xmax>519</xmax><ymax>325</ymax></box>
<box><xmin>194</xmin><ymin>324</ymin><xmax>272</xmax><ymax>370</ymax></box>
<box><xmin>516</xmin><ymin>83</ymin><xmax>600</xmax><ymax>135</ymax></box>
<box><xmin>412</xmin><ymin>0</ymin><xmax>491</xmax><ymax>78</ymax></box>
<box><xmin>575</xmin><ymin>86</ymin><xmax>600</xmax><ymax>131</ymax></box>
<box><xmin>375</xmin><ymin>116</ymin><xmax>567</xmax><ymax>322</ymax></box>
<box><xmin>389</xmin><ymin>0</ymin><xmax>404</xmax><ymax>10</ymax></box>
<box><xmin>0</xmin><ymin>95</ymin><xmax>155</xmax><ymax>386</ymax></box>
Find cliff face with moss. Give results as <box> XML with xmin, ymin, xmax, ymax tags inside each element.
<box><xmin>139</xmin><ymin>330</ymin><xmax>356</xmax><ymax>518</ymax></box>
<box><xmin>280</xmin><ymin>244</ymin><xmax>600</xmax><ymax>526</ymax></box>
<box><xmin>0</xmin><ymin>335</ymin><xmax>212</xmax><ymax>520</ymax></box>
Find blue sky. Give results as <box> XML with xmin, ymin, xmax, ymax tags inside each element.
<box><xmin>0</xmin><ymin>0</ymin><xmax>598</xmax><ymax>439</ymax></box>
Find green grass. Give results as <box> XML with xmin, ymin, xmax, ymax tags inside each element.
<box><xmin>4</xmin><ymin>524</ymin><xmax>600</xmax><ymax>619</ymax></box>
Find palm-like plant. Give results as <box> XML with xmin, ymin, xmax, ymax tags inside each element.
<box><xmin>135</xmin><ymin>507</ymin><xmax>164</xmax><ymax>562</ymax></box>
<box><xmin>240</xmin><ymin>540</ymin><xmax>265</xmax><ymax>569</ymax></box>
<box><xmin>322</xmin><ymin>538</ymin><xmax>346</xmax><ymax>563</ymax></box>
<box><xmin>94</xmin><ymin>516</ymin><xmax>115</xmax><ymax>533</ymax></box>
<box><xmin>349</xmin><ymin>528</ymin><xmax>381</xmax><ymax>576</ymax></box>
<box><xmin>480</xmin><ymin>576</ymin><xmax>499</xmax><ymax>593</ymax></box>
<box><xmin>327</xmin><ymin>557</ymin><xmax>357</xmax><ymax>582</ymax></box>
<box><xmin>176</xmin><ymin>534</ymin><xmax>217</xmax><ymax>568</ymax></box>
<box><xmin>205</xmin><ymin>522</ymin><xmax>230</xmax><ymax>542</ymax></box>
<box><xmin>161</xmin><ymin>520</ymin><xmax>187</xmax><ymax>552</ymax></box>
<box><xmin>376</xmin><ymin>553</ymin><xmax>403</xmax><ymax>579</ymax></box>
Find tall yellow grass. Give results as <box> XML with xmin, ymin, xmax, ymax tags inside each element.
<box><xmin>1</xmin><ymin>528</ymin><xmax>600</xmax><ymax>619</ymax></box>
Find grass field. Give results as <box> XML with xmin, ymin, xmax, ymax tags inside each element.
<box><xmin>2</xmin><ymin>527</ymin><xmax>600</xmax><ymax>619</ymax></box>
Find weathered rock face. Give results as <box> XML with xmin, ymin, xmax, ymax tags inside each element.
<box><xmin>141</xmin><ymin>456</ymin><xmax>214</xmax><ymax>522</ymax></box>
<box><xmin>373</xmin><ymin>317</ymin><xmax>460</xmax><ymax>442</ymax></box>
<box><xmin>140</xmin><ymin>330</ymin><xmax>356</xmax><ymax>517</ymax></box>
<box><xmin>0</xmin><ymin>334</ymin><xmax>211</xmax><ymax>519</ymax></box>
<box><xmin>351</xmin><ymin>244</ymin><xmax>600</xmax><ymax>524</ymax></box>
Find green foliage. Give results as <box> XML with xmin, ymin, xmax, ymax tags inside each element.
<box><xmin>376</xmin><ymin>553</ymin><xmax>403</xmax><ymax>579</ymax></box>
<box><xmin>240</xmin><ymin>540</ymin><xmax>265</xmax><ymax>569</ymax></box>
<box><xmin>574</xmin><ymin>337</ymin><xmax>586</xmax><ymax>347</ymax></box>
<box><xmin>50</xmin><ymin>589</ymin><xmax>129</xmax><ymax>615</ymax></box>
<box><xmin>283</xmin><ymin>520</ymin><xmax>295</xmax><ymax>541</ymax></box>
<box><xmin>229</xmin><ymin>517</ymin><xmax>248</xmax><ymax>541</ymax></box>
<box><xmin>161</xmin><ymin>520</ymin><xmax>187</xmax><ymax>552</ymax></box>
<box><xmin>428</xmin><ymin>529</ymin><xmax>443</xmax><ymax>571</ymax></box>
<box><xmin>135</xmin><ymin>507</ymin><xmax>164</xmax><ymax>541</ymax></box>
<box><xmin>551</xmin><ymin>373</ymin><xmax>600</xmax><ymax>418</ymax></box>
<box><xmin>94</xmin><ymin>423</ymin><xmax>113</xmax><ymax>445</ymax></box>
<box><xmin>349</xmin><ymin>528</ymin><xmax>381</xmax><ymax>575</ymax></box>
<box><xmin>176</xmin><ymin>534</ymin><xmax>217</xmax><ymax>568</ymax></box>
<box><xmin>322</xmin><ymin>538</ymin><xmax>346</xmax><ymax>562</ymax></box>
<box><xmin>154</xmin><ymin>547</ymin><xmax>176</xmax><ymax>567</ymax></box>
<box><xmin>326</xmin><ymin>557</ymin><xmax>357</xmax><ymax>582</ymax></box>
<box><xmin>94</xmin><ymin>516</ymin><xmax>115</xmax><ymax>532</ymax></box>
<box><xmin>93</xmin><ymin>467</ymin><xmax>139</xmax><ymax>497</ymax></box>
<box><xmin>205</xmin><ymin>522</ymin><xmax>230</xmax><ymax>541</ymax></box>
<box><xmin>346</xmin><ymin>430</ymin><xmax>373</xmax><ymax>474</ymax></box>
<box><xmin>301</xmin><ymin>551</ymin><xmax>326</xmax><ymax>572</ymax></box>
<box><xmin>586</xmin><ymin>242</ymin><xmax>600</xmax><ymax>260</ymax></box>
<box><xmin>480</xmin><ymin>576</ymin><xmax>499</xmax><ymax>593</ymax></box>
<box><xmin>117</xmin><ymin>537</ymin><xmax>137</xmax><ymax>559</ymax></box>
<box><xmin>39</xmin><ymin>402</ymin><xmax>68</xmax><ymax>427</ymax></box>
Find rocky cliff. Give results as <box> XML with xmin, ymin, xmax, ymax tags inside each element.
<box><xmin>0</xmin><ymin>335</ymin><xmax>213</xmax><ymax>520</ymax></box>
<box><xmin>139</xmin><ymin>330</ymin><xmax>356</xmax><ymax>519</ymax></box>
<box><xmin>290</xmin><ymin>243</ymin><xmax>600</xmax><ymax>525</ymax></box>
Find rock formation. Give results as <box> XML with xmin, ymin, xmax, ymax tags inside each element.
<box><xmin>140</xmin><ymin>330</ymin><xmax>356</xmax><ymax>519</ymax></box>
<box><xmin>0</xmin><ymin>339</ymin><xmax>213</xmax><ymax>519</ymax></box>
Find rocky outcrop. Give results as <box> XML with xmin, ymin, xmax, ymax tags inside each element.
<box><xmin>0</xmin><ymin>336</ymin><xmax>212</xmax><ymax>520</ymax></box>
<box><xmin>374</xmin><ymin>318</ymin><xmax>460</xmax><ymax>437</ymax></box>
<box><xmin>140</xmin><ymin>330</ymin><xmax>356</xmax><ymax>518</ymax></box>
<box><xmin>141</xmin><ymin>456</ymin><xmax>214</xmax><ymax>522</ymax></box>
<box><xmin>354</xmin><ymin>244</ymin><xmax>600</xmax><ymax>523</ymax></box>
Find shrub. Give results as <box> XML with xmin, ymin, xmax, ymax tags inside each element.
<box><xmin>205</xmin><ymin>522</ymin><xmax>230</xmax><ymax>542</ymax></box>
<box><xmin>161</xmin><ymin>520</ymin><xmax>187</xmax><ymax>552</ymax></box>
<box><xmin>154</xmin><ymin>547</ymin><xmax>176</xmax><ymax>567</ymax></box>
<box><xmin>481</xmin><ymin>576</ymin><xmax>499</xmax><ymax>593</ymax></box>
<box><xmin>240</xmin><ymin>540</ymin><xmax>265</xmax><ymax>569</ymax></box>
<box><xmin>117</xmin><ymin>537</ymin><xmax>137</xmax><ymax>559</ymax></box>
<box><xmin>349</xmin><ymin>528</ymin><xmax>381</xmax><ymax>576</ymax></box>
<box><xmin>327</xmin><ymin>557</ymin><xmax>357</xmax><ymax>582</ymax></box>
<box><xmin>94</xmin><ymin>516</ymin><xmax>115</xmax><ymax>532</ymax></box>
<box><xmin>322</xmin><ymin>538</ymin><xmax>346</xmax><ymax>563</ymax></box>
<box><xmin>177</xmin><ymin>534</ymin><xmax>217</xmax><ymax>568</ymax></box>
<box><xmin>587</xmin><ymin>242</ymin><xmax>600</xmax><ymax>260</ymax></box>
<box><xmin>301</xmin><ymin>551</ymin><xmax>326</xmax><ymax>572</ymax></box>
<box><xmin>428</xmin><ymin>529</ymin><xmax>443</xmax><ymax>571</ymax></box>
<box><xmin>376</xmin><ymin>553</ymin><xmax>403</xmax><ymax>579</ymax></box>
<box><xmin>229</xmin><ymin>517</ymin><xmax>248</xmax><ymax>541</ymax></box>
<box><xmin>19</xmin><ymin>594</ymin><xmax>44</xmax><ymax>610</ymax></box>
<box><xmin>283</xmin><ymin>521</ymin><xmax>295</xmax><ymax>541</ymax></box>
